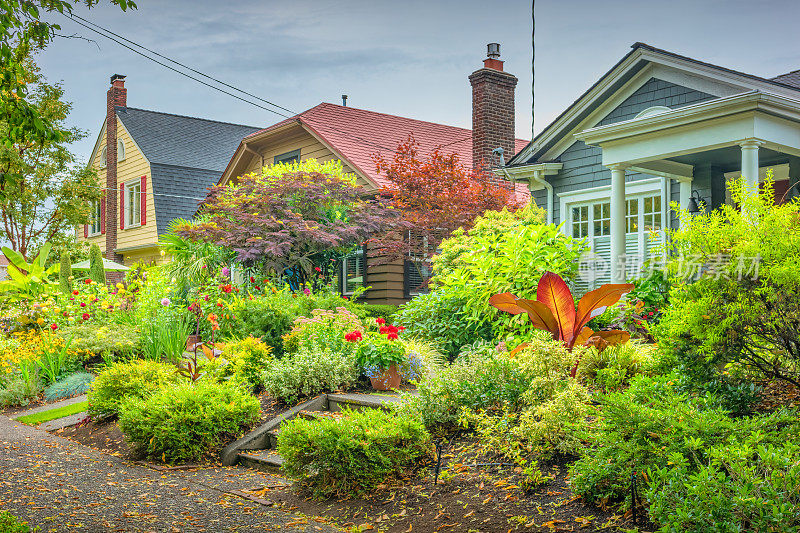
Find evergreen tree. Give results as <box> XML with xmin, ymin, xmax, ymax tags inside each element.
<box><xmin>88</xmin><ymin>244</ymin><xmax>106</xmax><ymax>285</ymax></box>
<box><xmin>58</xmin><ymin>250</ymin><xmax>72</xmax><ymax>294</ymax></box>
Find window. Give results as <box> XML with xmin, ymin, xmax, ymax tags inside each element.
<box><xmin>643</xmin><ymin>194</ymin><xmax>662</xmax><ymax>230</ymax></box>
<box><xmin>100</xmin><ymin>146</ymin><xmax>107</xmax><ymax>168</ymax></box>
<box><xmin>571</xmin><ymin>206</ymin><xmax>589</xmax><ymax>238</ymax></box>
<box><xmin>626</xmin><ymin>198</ymin><xmax>639</xmax><ymax>233</ymax></box>
<box><xmin>342</xmin><ymin>250</ymin><xmax>364</xmax><ymax>295</ymax></box>
<box><xmin>89</xmin><ymin>200</ymin><xmax>102</xmax><ymax>235</ymax></box>
<box><xmin>125</xmin><ymin>180</ymin><xmax>141</xmax><ymax>228</ymax></box>
<box><xmin>593</xmin><ymin>202</ymin><xmax>611</xmax><ymax>236</ymax></box>
<box><xmin>274</xmin><ymin>149</ymin><xmax>300</xmax><ymax>165</ymax></box>
<box><xmin>117</xmin><ymin>139</ymin><xmax>125</xmax><ymax>162</ymax></box>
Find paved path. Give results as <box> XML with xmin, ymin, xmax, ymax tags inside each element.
<box><xmin>0</xmin><ymin>415</ymin><xmax>340</xmax><ymax>533</ymax></box>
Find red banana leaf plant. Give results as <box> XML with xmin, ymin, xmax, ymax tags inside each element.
<box><xmin>489</xmin><ymin>271</ymin><xmax>634</xmax><ymax>378</ymax></box>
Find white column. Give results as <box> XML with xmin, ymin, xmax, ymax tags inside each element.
<box><xmin>609</xmin><ymin>165</ymin><xmax>627</xmax><ymax>283</ymax></box>
<box><xmin>679</xmin><ymin>179</ymin><xmax>692</xmax><ymax>228</ymax></box>
<box><xmin>740</xmin><ymin>139</ymin><xmax>763</xmax><ymax>191</ymax></box>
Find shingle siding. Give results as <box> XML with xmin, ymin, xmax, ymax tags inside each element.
<box><xmin>541</xmin><ymin>78</ymin><xmax>717</xmax><ymax>224</ymax></box>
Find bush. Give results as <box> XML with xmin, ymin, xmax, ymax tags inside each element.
<box><xmin>352</xmin><ymin>304</ymin><xmax>398</xmax><ymax>323</ymax></box>
<box><xmin>0</xmin><ymin>371</ymin><xmax>42</xmax><ymax>407</ymax></box>
<box><xmin>282</xmin><ymin>307</ymin><xmax>362</xmax><ymax>357</ymax></box>
<box><xmin>211</xmin><ymin>336</ymin><xmax>273</xmax><ymax>388</ymax></box>
<box><xmin>578</xmin><ymin>341</ymin><xmax>655</xmax><ymax>391</ymax></box>
<box><xmin>262</xmin><ymin>348</ymin><xmax>359</xmax><ymax>404</ymax></box>
<box><xmin>43</xmin><ymin>371</ymin><xmax>93</xmax><ymax>402</ymax></box>
<box><xmin>58</xmin><ymin>322</ymin><xmax>140</xmax><ymax>360</ymax></box>
<box><xmin>224</xmin><ymin>296</ymin><xmax>296</xmax><ymax>356</ymax></box>
<box><xmin>398</xmin><ymin>337</ymin><xmax>446</xmax><ymax>381</ymax></box>
<box><xmin>0</xmin><ymin>511</ymin><xmax>39</xmax><ymax>532</ymax></box>
<box><xmin>569</xmin><ymin>373</ymin><xmax>800</xmax><ymax>507</ymax></box>
<box><xmin>118</xmin><ymin>381</ymin><xmax>259</xmax><ymax>464</ymax></box>
<box><xmin>278</xmin><ymin>408</ymin><xmax>430</xmax><ymax>497</ymax></box>
<box><xmin>88</xmin><ymin>360</ymin><xmax>181</xmax><ymax>416</ymax></box>
<box><xmin>88</xmin><ymin>243</ymin><xmax>106</xmax><ymax>285</ymax></box>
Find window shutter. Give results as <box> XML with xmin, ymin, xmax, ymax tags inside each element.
<box><xmin>120</xmin><ymin>183</ymin><xmax>125</xmax><ymax>230</ymax></box>
<box><xmin>140</xmin><ymin>176</ymin><xmax>147</xmax><ymax>226</ymax></box>
<box><xmin>83</xmin><ymin>224</ymin><xmax>88</xmax><ymax>238</ymax></box>
<box><xmin>100</xmin><ymin>193</ymin><xmax>106</xmax><ymax>235</ymax></box>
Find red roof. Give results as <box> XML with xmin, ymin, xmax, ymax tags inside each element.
<box><xmin>246</xmin><ymin>103</ymin><xmax>529</xmax><ymax>193</ymax></box>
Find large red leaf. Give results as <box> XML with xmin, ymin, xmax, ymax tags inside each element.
<box><xmin>574</xmin><ymin>283</ymin><xmax>634</xmax><ymax>331</ymax></box>
<box><xmin>514</xmin><ymin>298</ymin><xmax>560</xmax><ymax>340</ymax></box>
<box><xmin>573</xmin><ymin>326</ymin><xmax>595</xmax><ymax>348</ymax></box>
<box><xmin>536</xmin><ymin>272</ymin><xmax>576</xmax><ymax>344</ymax></box>
<box><xmin>591</xmin><ymin>330</ymin><xmax>631</xmax><ymax>345</ymax></box>
<box><xmin>489</xmin><ymin>292</ymin><xmax>527</xmax><ymax>315</ymax></box>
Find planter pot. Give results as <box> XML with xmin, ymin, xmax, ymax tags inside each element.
<box><xmin>369</xmin><ymin>364</ymin><xmax>402</xmax><ymax>391</ymax></box>
<box><xmin>186</xmin><ymin>335</ymin><xmax>202</xmax><ymax>351</ymax></box>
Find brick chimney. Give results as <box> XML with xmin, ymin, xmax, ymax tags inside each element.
<box><xmin>105</xmin><ymin>74</ymin><xmax>126</xmax><ymax>263</ymax></box>
<box><xmin>469</xmin><ymin>43</ymin><xmax>518</xmax><ymax>170</ymax></box>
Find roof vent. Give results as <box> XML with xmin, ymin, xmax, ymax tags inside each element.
<box><xmin>487</xmin><ymin>43</ymin><xmax>501</xmax><ymax>59</ymax></box>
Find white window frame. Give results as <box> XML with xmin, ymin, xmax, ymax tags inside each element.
<box><xmin>100</xmin><ymin>145</ymin><xmax>107</xmax><ymax>168</ymax></box>
<box><xmin>117</xmin><ymin>138</ymin><xmax>126</xmax><ymax>162</ymax></box>
<box><xmin>341</xmin><ymin>249</ymin><xmax>364</xmax><ymax>296</ymax></box>
<box><xmin>88</xmin><ymin>200</ymin><xmax>102</xmax><ymax>236</ymax></box>
<box><xmin>124</xmin><ymin>179</ymin><xmax>141</xmax><ymax>229</ymax></box>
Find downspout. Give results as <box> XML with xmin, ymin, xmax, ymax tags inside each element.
<box><xmin>499</xmin><ymin>167</ymin><xmax>553</xmax><ymax>225</ymax></box>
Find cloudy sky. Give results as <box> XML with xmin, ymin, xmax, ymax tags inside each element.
<box><xmin>38</xmin><ymin>0</ymin><xmax>800</xmax><ymax>163</ymax></box>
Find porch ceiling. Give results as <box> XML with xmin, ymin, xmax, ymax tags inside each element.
<box><xmin>575</xmin><ymin>91</ymin><xmax>800</xmax><ymax>167</ymax></box>
<box><xmin>668</xmin><ymin>145</ymin><xmax>789</xmax><ymax>173</ymax></box>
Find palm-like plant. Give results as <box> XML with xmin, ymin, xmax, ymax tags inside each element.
<box><xmin>158</xmin><ymin>219</ymin><xmax>233</xmax><ymax>288</ymax></box>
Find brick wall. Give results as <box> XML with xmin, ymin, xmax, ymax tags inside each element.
<box><xmin>105</xmin><ymin>76</ymin><xmax>126</xmax><ymax>263</ymax></box>
<box><xmin>469</xmin><ymin>63</ymin><xmax>517</xmax><ymax>171</ymax></box>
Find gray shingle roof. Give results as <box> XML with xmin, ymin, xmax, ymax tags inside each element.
<box><xmin>115</xmin><ymin>107</ymin><xmax>260</xmax><ymax>235</ymax></box>
<box><xmin>771</xmin><ymin>70</ymin><xmax>800</xmax><ymax>89</ymax></box>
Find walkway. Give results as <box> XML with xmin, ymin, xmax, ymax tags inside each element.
<box><xmin>0</xmin><ymin>415</ymin><xmax>339</xmax><ymax>532</ymax></box>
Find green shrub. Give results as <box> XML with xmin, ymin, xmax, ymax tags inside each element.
<box><xmin>118</xmin><ymin>381</ymin><xmax>259</xmax><ymax>464</ymax></box>
<box><xmin>226</xmin><ymin>297</ymin><xmax>296</xmax><ymax>356</ymax></box>
<box><xmin>578</xmin><ymin>341</ymin><xmax>655</xmax><ymax>391</ymax></box>
<box><xmin>88</xmin><ymin>360</ymin><xmax>181</xmax><ymax>416</ymax></box>
<box><xmin>0</xmin><ymin>371</ymin><xmax>42</xmax><ymax>407</ymax></box>
<box><xmin>394</xmin><ymin>288</ymin><xmax>494</xmax><ymax>359</ymax></box>
<box><xmin>211</xmin><ymin>336</ymin><xmax>273</xmax><ymax>388</ymax></box>
<box><xmin>282</xmin><ymin>307</ymin><xmax>362</xmax><ymax>357</ymax></box>
<box><xmin>646</xmin><ymin>440</ymin><xmax>800</xmax><ymax>532</ymax></box>
<box><xmin>88</xmin><ymin>243</ymin><xmax>106</xmax><ymax>285</ymax></box>
<box><xmin>58</xmin><ymin>322</ymin><xmax>140</xmax><ymax>360</ymax></box>
<box><xmin>352</xmin><ymin>304</ymin><xmax>398</xmax><ymax>323</ymax></box>
<box><xmin>0</xmin><ymin>511</ymin><xmax>39</xmax><ymax>532</ymax></box>
<box><xmin>43</xmin><ymin>371</ymin><xmax>93</xmax><ymax>402</ymax></box>
<box><xmin>278</xmin><ymin>408</ymin><xmax>430</xmax><ymax>497</ymax></box>
<box><xmin>569</xmin><ymin>373</ymin><xmax>800</xmax><ymax>508</ymax></box>
<box><xmin>59</xmin><ymin>250</ymin><xmax>72</xmax><ymax>294</ymax></box>
<box><xmin>261</xmin><ymin>348</ymin><xmax>359</xmax><ymax>404</ymax></box>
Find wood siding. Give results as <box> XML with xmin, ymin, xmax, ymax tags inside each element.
<box><xmin>362</xmin><ymin>256</ymin><xmax>407</xmax><ymax>306</ymax></box>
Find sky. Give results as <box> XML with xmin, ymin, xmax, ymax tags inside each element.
<box><xmin>37</xmin><ymin>0</ymin><xmax>800</xmax><ymax>164</ymax></box>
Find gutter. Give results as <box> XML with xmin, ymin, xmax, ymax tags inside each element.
<box><xmin>499</xmin><ymin>166</ymin><xmax>553</xmax><ymax>225</ymax></box>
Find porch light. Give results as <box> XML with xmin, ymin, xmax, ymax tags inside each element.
<box><xmin>687</xmin><ymin>190</ymin><xmax>706</xmax><ymax>214</ymax></box>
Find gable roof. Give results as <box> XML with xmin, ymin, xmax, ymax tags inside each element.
<box><xmin>116</xmin><ymin>107</ymin><xmax>260</xmax><ymax>171</ymax></box>
<box><xmin>508</xmin><ymin>42</ymin><xmax>800</xmax><ymax>166</ymax></box>
<box><xmin>237</xmin><ymin>103</ymin><xmax>529</xmax><ymax>189</ymax></box>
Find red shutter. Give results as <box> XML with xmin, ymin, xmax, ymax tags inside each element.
<box><xmin>140</xmin><ymin>175</ymin><xmax>147</xmax><ymax>226</ymax></box>
<box><xmin>83</xmin><ymin>224</ymin><xmax>88</xmax><ymax>238</ymax></box>
<box><xmin>100</xmin><ymin>193</ymin><xmax>106</xmax><ymax>235</ymax></box>
<box><xmin>120</xmin><ymin>183</ymin><xmax>125</xmax><ymax>230</ymax></box>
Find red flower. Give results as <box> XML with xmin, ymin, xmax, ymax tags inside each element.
<box><xmin>222</xmin><ymin>284</ymin><xmax>232</xmax><ymax>293</ymax></box>
<box><xmin>342</xmin><ymin>296</ymin><xmax>349</xmax><ymax>300</ymax></box>
<box><xmin>84</xmin><ymin>279</ymin><xmax>91</xmax><ymax>285</ymax></box>
<box><xmin>80</xmin><ymin>302</ymin><xmax>86</xmax><ymax>308</ymax></box>
<box><xmin>375</xmin><ymin>318</ymin><xmax>386</xmax><ymax>325</ymax></box>
<box><xmin>250</xmin><ymin>276</ymin><xmax>255</xmax><ymax>283</ymax></box>
<box><xmin>254</xmin><ymin>286</ymin><xmax>260</xmax><ymax>291</ymax></box>
<box><xmin>345</xmin><ymin>330</ymin><xmax>363</xmax><ymax>342</ymax></box>
<box><xmin>398</xmin><ymin>326</ymin><xmax>406</xmax><ymax>332</ymax></box>
<box><xmin>217</xmin><ymin>303</ymin><xmax>223</xmax><ymax>307</ymax></box>
<box><xmin>386</xmin><ymin>332</ymin><xmax>398</xmax><ymax>340</ymax></box>
<box><xmin>72</xmin><ymin>290</ymin><xmax>79</xmax><ymax>296</ymax></box>
<box><xmin>81</xmin><ymin>313</ymin><xmax>90</xmax><ymax>321</ymax></box>
<box><xmin>314</xmin><ymin>267</ymin><xmax>322</xmax><ymax>273</ymax></box>
<box><xmin>50</xmin><ymin>324</ymin><xmax>58</xmax><ymax>331</ymax></box>
<box><xmin>235</xmin><ymin>287</ymin><xmax>240</xmax><ymax>293</ymax></box>
<box><xmin>648</xmin><ymin>311</ymin><xmax>654</xmax><ymax>317</ymax></box>
<box><xmin>379</xmin><ymin>326</ymin><xmax>388</xmax><ymax>334</ymax></box>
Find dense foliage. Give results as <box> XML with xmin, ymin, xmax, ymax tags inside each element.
<box><xmin>88</xmin><ymin>360</ymin><xmax>180</xmax><ymax>416</ymax></box>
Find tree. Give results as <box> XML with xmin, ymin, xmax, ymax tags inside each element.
<box><xmin>176</xmin><ymin>159</ymin><xmax>403</xmax><ymax>286</ymax></box>
<box><xmin>0</xmin><ymin>0</ymin><xmax>135</xmax><ymax>178</ymax></box>
<box><xmin>0</xmin><ymin>58</ymin><xmax>101</xmax><ymax>259</ymax></box>
<box><xmin>58</xmin><ymin>248</ymin><xmax>72</xmax><ymax>293</ymax></box>
<box><xmin>373</xmin><ymin>136</ymin><xmax>522</xmax><ymax>280</ymax></box>
<box><xmin>88</xmin><ymin>242</ymin><xmax>105</xmax><ymax>284</ymax></box>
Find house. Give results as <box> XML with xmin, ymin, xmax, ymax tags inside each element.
<box><xmin>220</xmin><ymin>45</ymin><xmax>528</xmax><ymax>304</ymax></box>
<box><xmin>77</xmin><ymin>74</ymin><xmax>260</xmax><ymax>266</ymax></box>
<box><xmin>503</xmin><ymin>42</ymin><xmax>800</xmax><ymax>289</ymax></box>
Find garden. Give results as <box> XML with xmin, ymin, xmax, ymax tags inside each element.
<box><xmin>2</xmin><ymin>157</ymin><xmax>800</xmax><ymax>532</ymax></box>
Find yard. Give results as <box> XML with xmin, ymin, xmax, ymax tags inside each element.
<box><xmin>2</xmin><ymin>167</ymin><xmax>800</xmax><ymax>533</ymax></box>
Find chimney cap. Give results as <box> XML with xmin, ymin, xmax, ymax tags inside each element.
<box><xmin>110</xmin><ymin>74</ymin><xmax>126</xmax><ymax>84</ymax></box>
<box><xmin>487</xmin><ymin>43</ymin><xmax>501</xmax><ymax>59</ymax></box>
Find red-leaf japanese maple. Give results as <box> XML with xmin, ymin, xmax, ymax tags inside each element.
<box><xmin>490</xmin><ymin>272</ymin><xmax>633</xmax><ymax>377</ymax></box>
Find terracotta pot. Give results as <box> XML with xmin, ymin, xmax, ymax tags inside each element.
<box><xmin>186</xmin><ymin>335</ymin><xmax>202</xmax><ymax>351</ymax></box>
<box><xmin>369</xmin><ymin>364</ymin><xmax>402</xmax><ymax>391</ymax></box>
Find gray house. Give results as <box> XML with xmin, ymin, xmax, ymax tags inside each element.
<box><xmin>503</xmin><ymin>43</ymin><xmax>800</xmax><ymax>287</ymax></box>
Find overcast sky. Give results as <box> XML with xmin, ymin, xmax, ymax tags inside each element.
<box><xmin>38</xmin><ymin>0</ymin><xmax>800</xmax><ymax>164</ymax></box>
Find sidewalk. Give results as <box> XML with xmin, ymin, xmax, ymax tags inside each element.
<box><xmin>0</xmin><ymin>415</ymin><xmax>339</xmax><ymax>532</ymax></box>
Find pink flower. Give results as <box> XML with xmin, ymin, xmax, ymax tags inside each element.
<box><xmin>50</xmin><ymin>324</ymin><xmax>58</xmax><ymax>331</ymax></box>
<box><xmin>303</xmin><ymin>288</ymin><xmax>310</xmax><ymax>296</ymax></box>
<box><xmin>80</xmin><ymin>302</ymin><xmax>86</xmax><ymax>307</ymax></box>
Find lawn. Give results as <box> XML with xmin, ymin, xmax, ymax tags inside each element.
<box><xmin>17</xmin><ymin>400</ymin><xmax>88</xmax><ymax>425</ymax></box>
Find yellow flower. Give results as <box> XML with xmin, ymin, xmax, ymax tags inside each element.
<box><xmin>36</xmin><ymin>318</ymin><xmax>44</xmax><ymax>325</ymax></box>
<box><xmin>118</xmin><ymin>288</ymin><xmax>126</xmax><ymax>295</ymax></box>
<box><xmin>116</xmin><ymin>283</ymin><xmax>124</xmax><ymax>289</ymax></box>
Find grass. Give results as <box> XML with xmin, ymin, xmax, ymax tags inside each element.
<box><xmin>17</xmin><ymin>400</ymin><xmax>88</xmax><ymax>425</ymax></box>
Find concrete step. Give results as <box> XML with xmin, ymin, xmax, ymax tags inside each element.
<box><xmin>297</xmin><ymin>409</ymin><xmax>344</xmax><ymax>421</ymax></box>
<box><xmin>237</xmin><ymin>450</ymin><xmax>284</xmax><ymax>472</ymax></box>
<box><xmin>327</xmin><ymin>392</ymin><xmax>406</xmax><ymax>412</ymax></box>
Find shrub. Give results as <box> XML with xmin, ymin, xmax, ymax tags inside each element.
<box><xmin>59</xmin><ymin>250</ymin><xmax>72</xmax><ymax>294</ymax></box>
<box><xmin>224</xmin><ymin>297</ymin><xmax>296</xmax><ymax>356</ymax></box>
<box><xmin>0</xmin><ymin>511</ymin><xmax>39</xmax><ymax>533</ymax></box>
<box><xmin>211</xmin><ymin>336</ymin><xmax>273</xmax><ymax>388</ymax></box>
<box><xmin>88</xmin><ymin>360</ymin><xmax>181</xmax><ymax>416</ymax></box>
<box><xmin>278</xmin><ymin>408</ymin><xmax>430</xmax><ymax>497</ymax></box>
<box><xmin>352</xmin><ymin>304</ymin><xmax>398</xmax><ymax>323</ymax></box>
<box><xmin>58</xmin><ymin>322</ymin><xmax>140</xmax><ymax>360</ymax></box>
<box><xmin>261</xmin><ymin>348</ymin><xmax>359</xmax><ymax>404</ymax></box>
<box><xmin>0</xmin><ymin>371</ymin><xmax>42</xmax><ymax>407</ymax></box>
<box><xmin>88</xmin><ymin>243</ymin><xmax>106</xmax><ymax>285</ymax></box>
<box><xmin>118</xmin><ymin>381</ymin><xmax>259</xmax><ymax>464</ymax></box>
<box><xmin>569</xmin><ymin>373</ymin><xmax>800</xmax><ymax>507</ymax></box>
<box><xmin>578</xmin><ymin>341</ymin><xmax>655</xmax><ymax>391</ymax></box>
<box><xmin>43</xmin><ymin>371</ymin><xmax>93</xmax><ymax>402</ymax></box>
<box><xmin>282</xmin><ymin>307</ymin><xmax>362</xmax><ymax>357</ymax></box>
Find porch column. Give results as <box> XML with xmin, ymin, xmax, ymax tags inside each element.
<box><xmin>609</xmin><ymin>165</ymin><xmax>627</xmax><ymax>283</ymax></box>
<box><xmin>739</xmin><ymin>139</ymin><xmax>763</xmax><ymax>191</ymax></box>
<box><xmin>679</xmin><ymin>179</ymin><xmax>692</xmax><ymax>228</ymax></box>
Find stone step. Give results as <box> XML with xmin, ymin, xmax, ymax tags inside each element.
<box><xmin>297</xmin><ymin>410</ymin><xmax>344</xmax><ymax>421</ymax></box>
<box><xmin>326</xmin><ymin>392</ymin><xmax>405</xmax><ymax>412</ymax></box>
<box><xmin>237</xmin><ymin>450</ymin><xmax>284</xmax><ymax>472</ymax></box>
